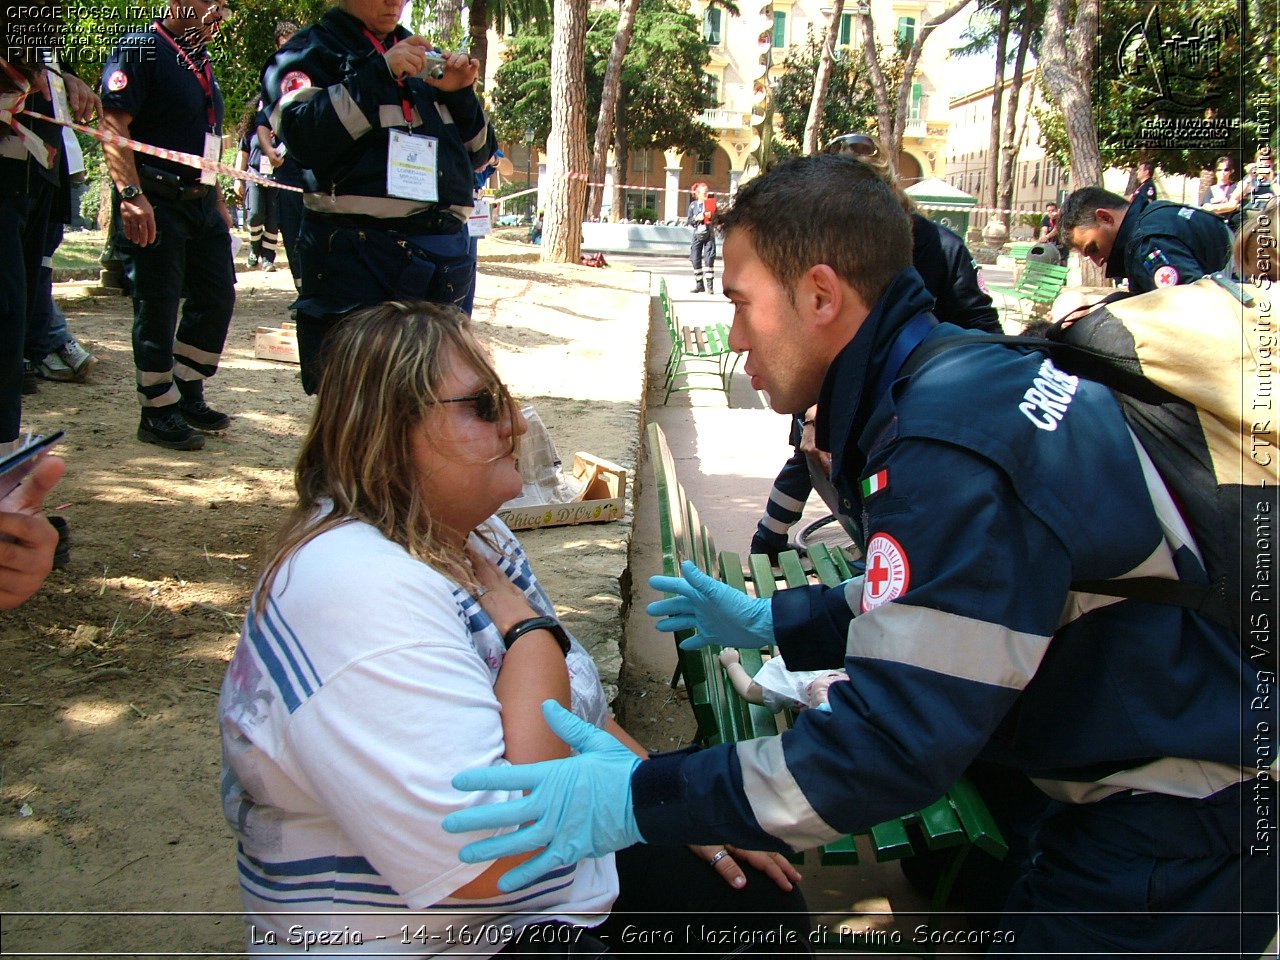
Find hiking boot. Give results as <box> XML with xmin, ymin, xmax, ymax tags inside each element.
<box><xmin>263</xmin><ymin>260</ymin><xmax>277</xmax><ymax>273</ymax></box>
<box><xmin>138</xmin><ymin>406</ymin><xmax>205</xmax><ymax>450</ymax></box>
<box><xmin>176</xmin><ymin>379</ymin><xmax>231</xmax><ymax>432</ymax></box>
<box><xmin>179</xmin><ymin>398</ymin><xmax>231</xmax><ymax>432</ymax></box>
<box><xmin>21</xmin><ymin>361</ymin><xmax>39</xmax><ymax>394</ymax></box>
<box><xmin>691</xmin><ymin>283</ymin><xmax>705</xmax><ymax>293</ymax></box>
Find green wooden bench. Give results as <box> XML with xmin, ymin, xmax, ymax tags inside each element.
<box><xmin>1004</xmin><ymin>240</ymin><xmax>1036</xmax><ymax>263</ymax></box>
<box><xmin>657</xmin><ymin>277</ymin><xmax>740</xmax><ymax>404</ymax></box>
<box><xmin>986</xmin><ymin>259</ymin><xmax>1070</xmax><ymax>327</ymax></box>
<box><xmin>645</xmin><ymin>422</ymin><xmax>1006</xmax><ymax>930</ymax></box>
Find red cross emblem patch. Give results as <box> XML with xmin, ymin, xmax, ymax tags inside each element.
<box><xmin>107</xmin><ymin>70</ymin><xmax>128</xmax><ymax>92</ymax></box>
<box><xmin>861</xmin><ymin>533</ymin><xmax>910</xmax><ymax>612</ymax></box>
<box><xmin>280</xmin><ymin>71</ymin><xmax>311</xmax><ymax>95</ymax></box>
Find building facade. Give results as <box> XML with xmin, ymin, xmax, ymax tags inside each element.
<box><xmin>485</xmin><ymin>0</ymin><xmax>956</xmax><ymax>222</ymax></box>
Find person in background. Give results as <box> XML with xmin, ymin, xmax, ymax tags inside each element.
<box><xmin>259</xmin><ymin>0</ymin><xmax>497</xmax><ymax>395</ymax></box>
<box><xmin>1060</xmin><ymin>185</ymin><xmax>1232</xmax><ymax>293</ymax></box>
<box><xmin>687</xmin><ymin>181</ymin><xmax>716</xmax><ymax>294</ymax></box>
<box><xmin>1038</xmin><ymin>200</ymin><xmax>1066</xmax><ymax>259</ymax></box>
<box><xmin>0</xmin><ymin>13</ymin><xmax>99</xmax><ymax>443</ymax></box>
<box><xmin>219</xmin><ymin>300</ymin><xmax>810</xmax><ymax>955</ymax></box>
<box><xmin>1126</xmin><ymin>159</ymin><xmax>1158</xmax><ymax>207</ymax></box>
<box><xmin>100</xmin><ymin>0</ymin><xmax>237</xmax><ymax>451</ymax></box>
<box><xmin>1200</xmin><ymin>155</ymin><xmax>1243</xmax><ymax>229</ymax></box>
<box><xmin>253</xmin><ymin>20</ymin><xmax>305</xmax><ymax>289</ymax></box>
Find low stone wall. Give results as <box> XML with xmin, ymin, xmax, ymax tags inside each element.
<box><xmin>582</xmin><ymin>221</ymin><xmax>696</xmax><ymax>256</ymax></box>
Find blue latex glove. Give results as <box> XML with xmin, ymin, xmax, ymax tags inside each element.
<box><xmin>443</xmin><ymin>700</ymin><xmax>643</xmax><ymax>893</ymax></box>
<box><xmin>647</xmin><ymin>559</ymin><xmax>774</xmax><ymax>651</ymax></box>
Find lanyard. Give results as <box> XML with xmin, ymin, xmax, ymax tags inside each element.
<box><xmin>361</xmin><ymin>27</ymin><xmax>415</xmax><ymax>126</ymax></box>
<box><xmin>153</xmin><ymin>22</ymin><xmax>217</xmax><ymax>131</ymax></box>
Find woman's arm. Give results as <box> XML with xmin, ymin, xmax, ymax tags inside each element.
<box><xmin>450</xmin><ymin>546</ymin><xmax>571</xmax><ymax>899</ymax></box>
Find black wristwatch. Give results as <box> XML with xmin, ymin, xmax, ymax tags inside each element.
<box><xmin>502</xmin><ymin>616</ymin><xmax>571</xmax><ymax>657</ymax></box>
<box><xmin>119</xmin><ymin>184</ymin><xmax>143</xmax><ymax>201</ymax></box>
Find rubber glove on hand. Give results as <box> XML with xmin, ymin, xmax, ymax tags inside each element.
<box><xmin>443</xmin><ymin>700</ymin><xmax>643</xmax><ymax>893</ymax></box>
<box><xmin>647</xmin><ymin>559</ymin><xmax>774</xmax><ymax>651</ymax></box>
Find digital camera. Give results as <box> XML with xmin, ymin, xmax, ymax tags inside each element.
<box><xmin>418</xmin><ymin>51</ymin><xmax>447</xmax><ymax>80</ymax></box>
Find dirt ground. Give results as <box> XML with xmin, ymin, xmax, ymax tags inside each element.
<box><xmin>0</xmin><ymin>245</ymin><xmax>676</xmax><ymax>954</ymax></box>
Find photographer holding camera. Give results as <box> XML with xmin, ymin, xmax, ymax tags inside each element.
<box><xmin>261</xmin><ymin>0</ymin><xmax>497</xmax><ymax>393</ymax></box>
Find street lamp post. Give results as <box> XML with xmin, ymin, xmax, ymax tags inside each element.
<box><xmin>524</xmin><ymin>127</ymin><xmax>534</xmax><ymax>218</ymax></box>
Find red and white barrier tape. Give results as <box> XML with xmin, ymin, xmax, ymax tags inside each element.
<box><xmin>1</xmin><ymin>67</ymin><xmax>301</xmax><ymax>192</ymax></box>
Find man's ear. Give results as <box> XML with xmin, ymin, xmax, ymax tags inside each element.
<box><xmin>800</xmin><ymin>264</ymin><xmax>844</xmax><ymax>327</ymax></box>
<box><xmin>1095</xmin><ymin>208</ymin><xmax>1116</xmax><ymax>228</ymax></box>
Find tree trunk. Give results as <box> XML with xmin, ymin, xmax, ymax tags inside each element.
<box><xmin>433</xmin><ymin>0</ymin><xmax>460</xmax><ymax>43</ymax></box>
<box><xmin>986</xmin><ymin>0</ymin><xmax>1011</xmax><ymax>221</ymax></box>
<box><xmin>803</xmin><ymin>0</ymin><xmax>844</xmax><ymax>155</ymax></box>
<box><xmin>889</xmin><ymin>0</ymin><xmax>969</xmax><ymax>169</ymax></box>
<box><xmin>543</xmin><ymin>0</ymin><xmax>589</xmax><ymax>262</ymax></box>
<box><xmin>855</xmin><ymin>13</ymin><xmax>894</xmax><ymax>169</ymax></box>
<box><xmin>1040</xmin><ymin>0</ymin><xmax>1101</xmax><ymax>280</ymax></box>
<box><xmin>997</xmin><ymin>13</ymin><xmax>1034</xmax><ymax>224</ymax></box>
<box><xmin>469</xmin><ymin>0</ymin><xmax>489</xmax><ymax>87</ymax></box>
<box><xmin>858</xmin><ymin>0</ymin><xmax>969</xmax><ymax>174</ymax></box>
<box><xmin>588</xmin><ymin>0</ymin><xmax>639</xmax><ymax>217</ymax></box>
<box><xmin>610</xmin><ymin>97</ymin><xmax>629</xmax><ymax>221</ymax></box>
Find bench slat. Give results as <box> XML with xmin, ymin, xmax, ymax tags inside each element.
<box><xmin>868</xmin><ymin>818</ymin><xmax>914</xmax><ymax>862</ymax></box>
<box><xmin>948</xmin><ymin>774</ymin><xmax>1009</xmax><ymax>859</ymax></box>
<box><xmin>916</xmin><ymin>795</ymin><xmax>967</xmax><ymax>850</ymax></box>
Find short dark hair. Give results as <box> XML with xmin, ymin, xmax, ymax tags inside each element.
<box><xmin>1060</xmin><ymin>186</ymin><xmax>1127</xmax><ymax>235</ymax></box>
<box><xmin>1137</xmin><ymin>159</ymin><xmax>1154</xmax><ymax>174</ymax></box>
<box><xmin>715</xmin><ymin>154</ymin><xmax>912</xmax><ymax>309</ymax></box>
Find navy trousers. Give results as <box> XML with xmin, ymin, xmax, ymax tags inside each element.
<box><xmin>113</xmin><ymin>189</ymin><xmax>235</xmax><ymax>408</ymax></box>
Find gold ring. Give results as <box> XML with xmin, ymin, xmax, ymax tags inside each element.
<box><xmin>709</xmin><ymin>849</ymin><xmax>730</xmax><ymax>866</ymax></box>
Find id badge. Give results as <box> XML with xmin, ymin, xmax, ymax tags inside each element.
<box><xmin>259</xmin><ymin>153</ymin><xmax>273</xmax><ymax>176</ymax></box>
<box><xmin>47</xmin><ymin>69</ymin><xmax>70</xmax><ymax>123</ymax></box>
<box><xmin>201</xmin><ymin>132</ymin><xmax>219</xmax><ymax>186</ymax></box>
<box><xmin>468</xmin><ymin>197</ymin><xmax>491</xmax><ymax>237</ymax></box>
<box><xmin>386</xmin><ymin>129</ymin><xmax>438</xmax><ymax>203</ymax></box>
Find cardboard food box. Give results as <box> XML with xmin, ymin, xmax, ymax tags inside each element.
<box><xmin>498</xmin><ymin>452</ymin><xmax>627</xmax><ymax>531</ymax></box>
<box><xmin>254</xmin><ymin>322</ymin><xmax>300</xmax><ymax>364</ymax></box>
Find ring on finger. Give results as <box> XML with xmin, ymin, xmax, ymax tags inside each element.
<box><xmin>475</xmin><ymin>586</ymin><xmax>488</xmax><ymax>598</ymax></box>
<box><xmin>709</xmin><ymin>849</ymin><xmax>730</xmax><ymax>866</ymax></box>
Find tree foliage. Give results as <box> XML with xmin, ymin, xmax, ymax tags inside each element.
<box><xmin>490</xmin><ymin>0</ymin><xmax>715</xmax><ymax>157</ymax></box>
<box><xmin>1088</xmin><ymin>0</ymin><xmax>1273</xmax><ymax>176</ymax></box>
<box><xmin>57</xmin><ymin>0</ymin><xmax>329</xmax><ymax>122</ymax></box>
<box><xmin>772</xmin><ymin>31</ymin><xmax>880</xmax><ymax>150</ymax></box>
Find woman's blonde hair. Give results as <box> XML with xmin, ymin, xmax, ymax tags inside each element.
<box><xmin>823</xmin><ymin>132</ymin><xmax>917</xmax><ymax>215</ymax></box>
<box><xmin>254</xmin><ymin>301</ymin><xmax>510</xmax><ymax>611</ymax></box>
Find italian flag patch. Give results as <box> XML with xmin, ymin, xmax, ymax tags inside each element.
<box><xmin>861</xmin><ymin>469</ymin><xmax>888</xmax><ymax>498</ymax></box>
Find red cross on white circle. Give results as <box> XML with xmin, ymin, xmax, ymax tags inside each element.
<box><xmin>861</xmin><ymin>533</ymin><xmax>910</xmax><ymax>612</ymax></box>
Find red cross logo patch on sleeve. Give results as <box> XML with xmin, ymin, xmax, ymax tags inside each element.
<box><xmin>280</xmin><ymin>71</ymin><xmax>311</xmax><ymax>94</ymax></box>
<box><xmin>861</xmin><ymin>533</ymin><xmax>910</xmax><ymax>612</ymax></box>
<box><xmin>1153</xmin><ymin>264</ymin><xmax>1179</xmax><ymax>287</ymax></box>
<box><xmin>107</xmin><ymin>70</ymin><xmax>128</xmax><ymax>92</ymax></box>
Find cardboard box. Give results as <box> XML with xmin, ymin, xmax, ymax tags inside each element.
<box><xmin>254</xmin><ymin>322</ymin><xmax>299</xmax><ymax>364</ymax></box>
<box><xmin>498</xmin><ymin>452</ymin><xmax>627</xmax><ymax>531</ymax></box>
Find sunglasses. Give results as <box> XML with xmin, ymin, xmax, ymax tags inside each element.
<box><xmin>824</xmin><ymin>133</ymin><xmax>879</xmax><ymax>158</ymax></box>
<box><xmin>438</xmin><ymin>384</ymin><xmax>510</xmax><ymax>423</ymax></box>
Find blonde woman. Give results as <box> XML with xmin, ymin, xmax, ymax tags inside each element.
<box><xmin>219</xmin><ymin>302</ymin><xmax>809</xmax><ymax>956</ymax></box>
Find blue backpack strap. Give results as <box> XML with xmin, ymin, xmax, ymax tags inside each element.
<box><xmin>871</xmin><ymin>311</ymin><xmax>936</xmax><ymax>406</ymax></box>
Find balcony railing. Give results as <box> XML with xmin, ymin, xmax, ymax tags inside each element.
<box><xmin>903</xmin><ymin>117</ymin><xmax>927</xmax><ymax>138</ymax></box>
<box><xmin>699</xmin><ymin>108</ymin><xmax>747</xmax><ymax>129</ymax></box>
